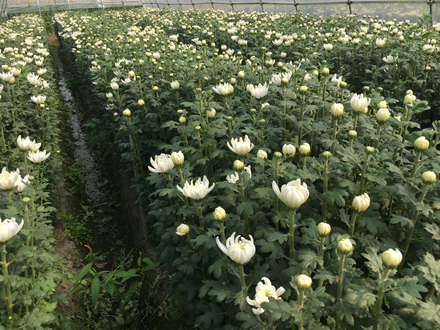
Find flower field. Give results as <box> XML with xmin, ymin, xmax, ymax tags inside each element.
<box><xmin>3</xmin><ymin>7</ymin><xmax>440</xmax><ymax>330</ymax></box>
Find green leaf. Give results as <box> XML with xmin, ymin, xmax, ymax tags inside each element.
<box><xmin>237</xmin><ymin>201</ymin><xmax>254</xmax><ymax>215</ymax></box>
<box><xmin>267</xmin><ymin>231</ymin><xmax>289</xmax><ymax>244</ymax></box>
<box><xmin>417</xmin><ymin>300</ymin><xmax>440</xmax><ymax>327</ymax></box>
<box><xmin>361</xmin><ymin>247</ymin><xmax>382</xmax><ymax>278</ymax></box>
<box><xmin>419</xmin><ymin>253</ymin><xmax>440</xmax><ymax>290</ymax></box>
<box><xmin>425</xmin><ymin>223</ymin><xmax>440</xmax><ymax>240</ymax></box>
<box><xmin>261</xmin><ymin>298</ymin><xmax>301</xmax><ymax>322</ymax></box>
<box><xmin>91</xmin><ymin>276</ymin><xmax>100</xmax><ymax>306</ymax></box>
<box><xmin>314</xmin><ymin>270</ymin><xmax>336</xmax><ymax>286</ymax></box>
<box><xmin>393</xmin><ymin>277</ymin><xmax>427</xmax><ymax>299</ymax></box>
<box><xmin>208</xmin><ymin>258</ymin><xmax>228</xmax><ymax>279</ymax></box>
<box><xmin>298</xmin><ymin>250</ymin><xmax>320</xmax><ymax>269</ymax></box>
<box><xmin>323</xmin><ymin>188</ymin><xmax>348</xmax><ymax>207</ymax></box>
<box><xmin>334</xmin><ymin>301</ymin><xmax>355</xmax><ymax>325</ymax></box>
<box><xmin>364</xmin><ymin>171</ymin><xmax>388</xmax><ymax>185</ymax></box>
<box><xmin>345</xmin><ymin>284</ymin><xmax>376</xmax><ymax>307</ymax></box>
<box><xmin>236</xmin><ymin>311</ymin><xmax>266</xmax><ymax>329</ymax></box>
<box><xmin>70</xmin><ymin>262</ymin><xmax>93</xmax><ymax>294</ymax></box>
<box><xmin>377</xmin><ymin>313</ymin><xmax>407</xmax><ymax>330</ymax></box>
<box><xmin>390</xmin><ymin>215</ymin><xmax>413</xmax><ymax>228</ymax></box>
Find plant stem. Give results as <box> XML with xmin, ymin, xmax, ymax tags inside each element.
<box><xmin>331</xmin><ymin>118</ymin><xmax>339</xmax><ymax>154</ymax></box>
<box><xmin>411</xmin><ymin>150</ymin><xmax>422</xmax><ymax>179</ymax></box>
<box><xmin>197</xmin><ymin>201</ymin><xmax>204</xmax><ymax>234</ymax></box>
<box><xmin>298</xmin><ymin>289</ymin><xmax>305</xmax><ymax>330</ymax></box>
<box><xmin>373</xmin><ymin>268</ymin><xmax>391</xmax><ymax>330</ymax></box>
<box><xmin>239</xmin><ymin>264</ymin><xmax>247</xmax><ymax>297</ymax></box>
<box><xmin>289</xmin><ymin>209</ymin><xmax>296</xmax><ymax>259</ymax></box>
<box><xmin>1</xmin><ymin>242</ymin><xmax>13</xmax><ymax>318</ymax></box>
<box><xmin>238</xmin><ymin>171</ymin><xmax>250</xmax><ymax>234</ymax></box>
<box><xmin>220</xmin><ymin>222</ymin><xmax>226</xmax><ymax>243</ymax></box>
<box><xmin>322</xmin><ymin>157</ymin><xmax>329</xmax><ymax>222</ymax></box>
<box><xmin>359</xmin><ymin>153</ymin><xmax>371</xmax><ymax>194</ymax></box>
<box><xmin>375</xmin><ymin>123</ymin><xmax>382</xmax><ymax>148</ymax></box>
<box><xmin>318</xmin><ymin>237</ymin><xmax>326</xmax><ymax>287</ymax></box>
<box><xmin>349</xmin><ymin>211</ymin><xmax>359</xmax><ymax>237</ymax></box>
<box><xmin>399</xmin><ymin>183</ymin><xmax>428</xmax><ymax>271</ymax></box>
<box><xmin>337</xmin><ymin>254</ymin><xmax>346</xmax><ymax>302</ymax></box>
<box><xmin>298</xmin><ymin>94</ymin><xmax>306</xmax><ymax>145</ymax></box>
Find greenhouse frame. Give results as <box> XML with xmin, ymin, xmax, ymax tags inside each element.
<box><xmin>1</xmin><ymin>0</ymin><xmax>438</xmax><ymax>23</ymax></box>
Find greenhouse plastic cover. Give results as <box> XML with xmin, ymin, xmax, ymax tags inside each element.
<box><xmin>3</xmin><ymin>0</ymin><xmax>438</xmax><ymax>24</ymax></box>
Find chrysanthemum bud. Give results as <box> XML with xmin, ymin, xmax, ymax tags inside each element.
<box><xmin>257</xmin><ymin>150</ymin><xmax>268</xmax><ymax>158</ymax></box>
<box><xmin>376</xmin><ymin>108</ymin><xmax>391</xmax><ymax>123</ymax></box>
<box><xmin>422</xmin><ymin>171</ymin><xmax>436</xmax><ymax>184</ymax></box>
<box><xmin>322</xmin><ymin>151</ymin><xmax>332</xmax><ymax>159</ymax></box>
<box><xmin>138</xmin><ymin>99</ymin><xmax>145</xmax><ymax>106</ymax></box>
<box><xmin>322</xmin><ymin>67</ymin><xmax>330</xmax><ymax>76</ymax></box>
<box><xmin>414</xmin><ymin>136</ymin><xmax>429</xmax><ymax>151</ymax></box>
<box><xmin>274</xmin><ymin>151</ymin><xmax>283</xmax><ymax>159</ymax></box>
<box><xmin>377</xmin><ymin>101</ymin><xmax>387</xmax><ymax>109</ymax></box>
<box><xmin>299</xmin><ymin>143</ymin><xmax>311</xmax><ymax>156</ymax></box>
<box><xmin>352</xmin><ymin>193</ymin><xmax>370</xmax><ymax>212</ymax></box>
<box><xmin>296</xmin><ymin>274</ymin><xmax>312</xmax><ymax>290</ymax></box>
<box><xmin>213</xmin><ymin>207</ymin><xmax>226</xmax><ymax>221</ymax></box>
<box><xmin>234</xmin><ymin>160</ymin><xmax>245</xmax><ymax>171</ymax></box>
<box><xmin>299</xmin><ymin>86</ymin><xmax>308</xmax><ymax>94</ymax></box>
<box><xmin>123</xmin><ymin>109</ymin><xmax>131</xmax><ymax>116</ymax></box>
<box><xmin>317</xmin><ymin>222</ymin><xmax>331</xmax><ymax>237</ymax></box>
<box><xmin>331</xmin><ymin>103</ymin><xmax>344</xmax><ymax>117</ymax></box>
<box><xmin>179</xmin><ymin>117</ymin><xmax>186</xmax><ymax>124</ymax></box>
<box><xmin>282</xmin><ymin>144</ymin><xmax>296</xmax><ymax>157</ymax></box>
<box><xmin>365</xmin><ymin>146</ymin><xmax>375</xmax><ymax>154</ymax></box>
<box><xmin>382</xmin><ymin>248</ymin><xmax>402</xmax><ymax>268</ymax></box>
<box><xmin>337</xmin><ymin>238</ymin><xmax>353</xmax><ymax>254</ymax></box>
<box><xmin>176</xmin><ymin>224</ymin><xmax>189</xmax><ymax>236</ymax></box>
<box><xmin>171</xmin><ymin>151</ymin><xmax>184</xmax><ymax>166</ymax></box>
<box><xmin>348</xmin><ymin>130</ymin><xmax>357</xmax><ymax>138</ymax></box>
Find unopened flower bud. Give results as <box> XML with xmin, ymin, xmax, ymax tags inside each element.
<box><xmin>376</xmin><ymin>108</ymin><xmax>391</xmax><ymax>123</ymax></box>
<box><xmin>179</xmin><ymin>117</ymin><xmax>186</xmax><ymax>124</ymax></box>
<box><xmin>382</xmin><ymin>248</ymin><xmax>402</xmax><ymax>268</ymax></box>
<box><xmin>299</xmin><ymin>143</ymin><xmax>311</xmax><ymax>156</ymax></box>
<box><xmin>331</xmin><ymin>103</ymin><xmax>344</xmax><ymax>117</ymax></box>
<box><xmin>171</xmin><ymin>151</ymin><xmax>184</xmax><ymax>166</ymax></box>
<box><xmin>422</xmin><ymin>171</ymin><xmax>436</xmax><ymax>184</ymax></box>
<box><xmin>274</xmin><ymin>151</ymin><xmax>283</xmax><ymax>159</ymax></box>
<box><xmin>233</xmin><ymin>160</ymin><xmax>245</xmax><ymax>171</ymax></box>
<box><xmin>322</xmin><ymin>67</ymin><xmax>330</xmax><ymax>76</ymax></box>
<box><xmin>317</xmin><ymin>222</ymin><xmax>331</xmax><ymax>237</ymax></box>
<box><xmin>377</xmin><ymin>101</ymin><xmax>387</xmax><ymax>109</ymax></box>
<box><xmin>352</xmin><ymin>193</ymin><xmax>370</xmax><ymax>212</ymax></box>
<box><xmin>176</xmin><ymin>224</ymin><xmax>189</xmax><ymax>236</ymax></box>
<box><xmin>299</xmin><ymin>85</ymin><xmax>308</xmax><ymax>94</ymax></box>
<box><xmin>123</xmin><ymin>109</ymin><xmax>131</xmax><ymax>116</ymax></box>
<box><xmin>22</xmin><ymin>197</ymin><xmax>30</xmax><ymax>203</ymax></box>
<box><xmin>195</xmin><ymin>125</ymin><xmax>201</xmax><ymax>131</ymax></box>
<box><xmin>365</xmin><ymin>146</ymin><xmax>375</xmax><ymax>154</ymax></box>
<box><xmin>322</xmin><ymin>151</ymin><xmax>332</xmax><ymax>159</ymax></box>
<box><xmin>337</xmin><ymin>238</ymin><xmax>353</xmax><ymax>254</ymax></box>
<box><xmin>257</xmin><ymin>150</ymin><xmax>268</xmax><ymax>158</ymax></box>
<box><xmin>348</xmin><ymin>130</ymin><xmax>357</xmax><ymax>138</ymax></box>
<box><xmin>138</xmin><ymin>99</ymin><xmax>145</xmax><ymax>106</ymax></box>
<box><xmin>213</xmin><ymin>206</ymin><xmax>226</xmax><ymax>221</ymax></box>
<box><xmin>282</xmin><ymin>144</ymin><xmax>296</xmax><ymax>157</ymax></box>
<box><xmin>206</xmin><ymin>108</ymin><xmax>216</xmax><ymax>118</ymax></box>
<box><xmin>296</xmin><ymin>274</ymin><xmax>312</xmax><ymax>290</ymax></box>
<box><xmin>414</xmin><ymin>136</ymin><xmax>429</xmax><ymax>151</ymax></box>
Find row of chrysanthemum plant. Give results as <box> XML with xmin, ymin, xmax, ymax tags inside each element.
<box><xmin>0</xmin><ymin>14</ymin><xmax>70</xmax><ymax>329</ymax></box>
<box><xmin>52</xmin><ymin>8</ymin><xmax>440</xmax><ymax>329</ymax></box>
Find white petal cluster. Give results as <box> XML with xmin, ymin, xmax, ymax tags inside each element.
<box><xmin>0</xmin><ymin>218</ymin><xmax>24</xmax><ymax>243</ymax></box>
<box><xmin>216</xmin><ymin>232</ymin><xmax>255</xmax><ymax>264</ymax></box>
<box><xmin>248</xmin><ymin>82</ymin><xmax>269</xmax><ymax>99</ymax></box>
<box><xmin>148</xmin><ymin>154</ymin><xmax>174</xmax><ymax>173</ymax></box>
<box><xmin>17</xmin><ymin>135</ymin><xmax>39</xmax><ymax>151</ymax></box>
<box><xmin>382</xmin><ymin>248</ymin><xmax>403</xmax><ymax>268</ymax></box>
<box><xmin>272</xmin><ymin>179</ymin><xmax>309</xmax><ymax>210</ymax></box>
<box><xmin>177</xmin><ymin>175</ymin><xmax>215</xmax><ymax>200</ymax></box>
<box><xmin>212</xmin><ymin>83</ymin><xmax>234</xmax><ymax>96</ymax></box>
<box><xmin>246</xmin><ymin>277</ymin><xmax>285</xmax><ymax>315</ymax></box>
<box><xmin>27</xmin><ymin>150</ymin><xmax>50</xmax><ymax>164</ymax></box>
<box><xmin>227</xmin><ymin>135</ymin><xmax>254</xmax><ymax>156</ymax></box>
<box><xmin>0</xmin><ymin>168</ymin><xmax>20</xmax><ymax>190</ymax></box>
<box><xmin>352</xmin><ymin>193</ymin><xmax>370</xmax><ymax>212</ymax></box>
<box><xmin>383</xmin><ymin>55</ymin><xmax>397</xmax><ymax>64</ymax></box>
<box><xmin>350</xmin><ymin>93</ymin><xmax>371</xmax><ymax>113</ymax></box>
<box><xmin>14</xmin><ymin>174</ymin><xmax>30</xmax><ymax>193</ymax></box>
<box><xmin>30</xmin><ymin>95</ymin><xmax>46</xmax><ymax>104</ymax></box>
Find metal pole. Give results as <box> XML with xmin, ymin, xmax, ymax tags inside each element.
<box><xmin>428</xmin><ymin>0</ymin><xmax>435</xmax><ymax>25</ymax></box>
<box><xmin>293</xmin><ymin>0</ymin><xmax>298</xmax><ymax>13</ymax></box>
<box><xmin>347</xmin><ymin>0</ymin><xmax>352</xmax><ymax>14</ymax></box>
<box><xmin>190</xmin><ymin>0</ymin><xmax>195</xmax><ymax>10</ymax></box>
